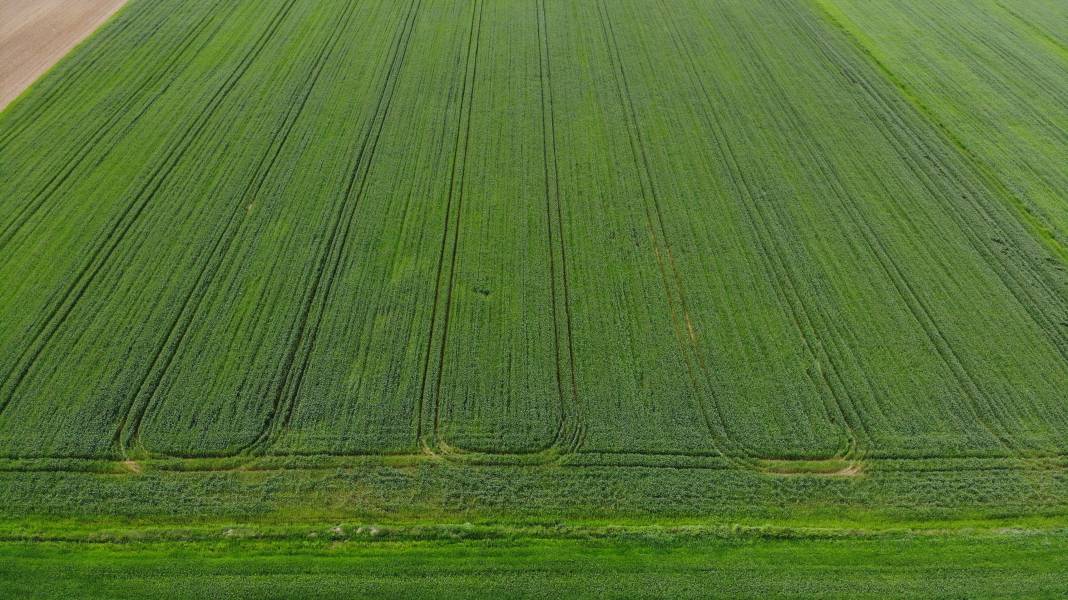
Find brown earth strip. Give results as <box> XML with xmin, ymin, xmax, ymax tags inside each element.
<box><xmin>0</xmin><ymin>0</ymin><xmax>126</xmax><ymax>110</ymax></box>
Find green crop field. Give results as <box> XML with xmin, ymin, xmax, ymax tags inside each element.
<box><xmin>2</xmin><ymin>0</ymin><xmax>1068</xmax><ymax>596</ymax></box>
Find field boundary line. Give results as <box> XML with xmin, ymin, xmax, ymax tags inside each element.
<box><xmin>788</xmin><ymin>0</ymin><xmax>1030</xmax><ymax>456</ymax></box>
<box><xmin>0</xmin><ymin>1</ymin><xmax>234</xmax><ymax>254</ymax></box>
<box><xmin>805</xmin><ymin>0</ymin><xmax>1068</xmax><ymax>452</ymax></box>
<box><xmin>810</xmin><ymin>0</ymin><xmax>1068</xmax><ymax>370</ymax></box>
<box><xmin>992</xmin><ymin>2</ymin><xmax>1068</xmax><ymax>81</ymax></box>
<box><xmin>791</xmin><ymin>3</ymin><xmax>1019</xmax><ymax>454</ymax></box>
<box><xmin>0</xmin><ymin>0</ymin><xmax>147</xmax><ymax>147</ymax></box>
<box><xmin>910</xmin><ymin>1</ymin><xmax>1068</xmax><ymax>127</ymax></box>
<box><xmin>0</xmin><ymin>0</ymin><xmax>298</xmax><ymax>417</ymax></box>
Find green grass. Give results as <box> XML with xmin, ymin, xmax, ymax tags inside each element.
<box><xmin>3</xmin><ymin>529</ymin><xmax>1068</xmax><ymax>599</ymax></box>
<box><xmin>2</xmin><ymin>0</ymin><xmax>1068</xmax><ymax>595</ymax></box>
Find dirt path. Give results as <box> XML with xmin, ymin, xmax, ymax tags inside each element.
<box><xmin>0</xmin><ymin>0</ymin><xmax>126</xmax><ymax>110</ymax></box>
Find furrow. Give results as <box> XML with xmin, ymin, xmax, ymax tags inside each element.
<box><xmin>593</xmin><ymin>0</ymin><xmax>735</xmax><ymax>460</ymax></box>
<box><xmin>118</xmin><ymin>0</ymin><xmax>358</xmax><ymax>455</ymax></box>
<box><xmin>246</xmin><ymin>0</ymin><xmax>423</xmax><ymax>453</ymax></box>
<box><xmin>536</xmin><ymin>0</ymin><xmax>581</xmax><ymax>454</ymax></box>
<box><xmin>799</xmin><ymin>0</ymin><xmax>1065</xmax><ymax>452</ymax></box>
<box><xmin>417</xmin><ymin>0</ymin><xmax>483</xmax><ymax>449</ymax></box>
<box><xmin>0</xmin><ymin>0</ymin><xmax>298</xmax><ymax>415</ymax></box>
<box><xmin>0</xmin><ymin>2</ymin><xmax>232</xmax><ymax>253</ymax></box>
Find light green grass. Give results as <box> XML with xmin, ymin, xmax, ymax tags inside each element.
<box><xmin>3</xmin><ymin>529</ymin><xmax>1067</xmax><ymax>599</ymax></box>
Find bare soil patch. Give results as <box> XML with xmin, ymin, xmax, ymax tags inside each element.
<box><xmin>0</xmin><ymin>0</ymin><xmax>126</xmax><ymax>109</ymax></box>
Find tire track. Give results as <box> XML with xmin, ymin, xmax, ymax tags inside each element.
<box><xmin>748</xmin><ymin>194</ymin><xmax>868</xmax><ymax>454</ymax></box>
<box><xmin>5</xmin><ymin>448</ymin><xmax>1063</xmax><ymax>473</ymax></box>
<box><xmin>656</xmin><ymin>1</ymin><xmax>866</xmax><ymax>460</ymax></box>
<box><xmin>429</xmin><ymin>0</ymin><xmax>488</xmax><ymax>451</ymax></box>
<box><xmin>803</xmin><ymin>0</ymin><xmax>1068</xmax><ymax>451</ymax></box>
<box><xmin>593</xmin><ymin>0</ymin><xmax>737</xmax><ymax>461</ymax></box>
<box><xmin>727</xmin><ymin>3</ymin><xmax>892</xmax><ymax>451</ymax></box>
<box><xmin>811</xmin><ymin>0</ymin><xmax>1068</xmax><ymax>369</ymax></box>
<box><xmin>427</xmin><ymin>0</ymin><xmax>582</xmax><ymax>460</ymax></box>
<box><xmin>416</xmin><ymin>0</ymin><xmax>483</xmax><ymax>449</ymax></box>
<box><xmin>994</xmin><ymin>0</ymin><xmax>1068</xmax><ymax>60</ymax></box>
<box><xmin>0</xmin><ymin>0</ymin><xmax>146</xmax><ymax>148</ymax></box>
<box><xmin>535</xmin><ymin>0</ymin><xmax>582</xmax><ymax>454</ymax></box>
<box><xmin>0</xmin><ymin>2</ymin><xmax>233</xmax><ymax>253</ymax></box>
<box><xmin>245</xmin><ymin>0</ymin><xmax>423</xmax><ymax>454</ymax></box>
<box><xmin>905</xmin><ymin>2</ymin><xmax>1068</xmax><ymax>169</ymax></box>
<box><xmin>776</xmin><ymin>0</ymin><xmax>1026</xmax><ymax>456</ymax></box>
<box><xmin>117</xmin><ymin>0</ymin><xmax>359</xmax><ymax>456</ymax></box>
<box><xmin>0</xmin><ymin>0</ymin><xmax>298</xmax><ymax>416</ymax></box>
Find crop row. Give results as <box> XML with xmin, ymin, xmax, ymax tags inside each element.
<box><xmin>0</xmin><ymin>0</ymin><xmax>1067</xmax><ymax>464</ymax></box>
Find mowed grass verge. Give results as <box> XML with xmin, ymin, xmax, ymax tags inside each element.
<box><xmin>3</xmin><ymin>528</ymin><xmax>1067</xmax><ymax>599</ymax></box>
